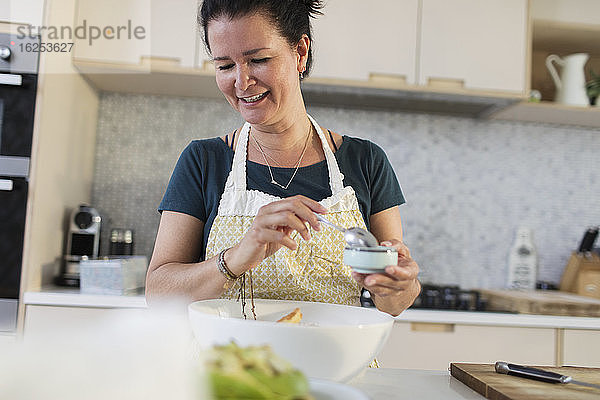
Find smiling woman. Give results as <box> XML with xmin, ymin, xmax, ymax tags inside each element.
<box><xmin>145</xmin><ymin>0</ymin><xmax>421</xmax><ymax>318</ymax></box>
<box><xmin>207</xmin><ymin>12</ymin><xmax>306</xmax><ymax>128</ymax></box>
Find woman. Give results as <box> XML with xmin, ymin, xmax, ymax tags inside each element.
<box><xmin>146</xmin><ymin>0</ymin><xmax>420</xmax><ymax>316</ymax></box>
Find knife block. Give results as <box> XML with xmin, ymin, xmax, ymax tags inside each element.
<box><xmin>560</xmin><ymin>252</ymin><xmax>600</xmax><ymax>299</ymax></box>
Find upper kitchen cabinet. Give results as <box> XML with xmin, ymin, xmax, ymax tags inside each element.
<box><xmin>72</xmin><ymin>0</ymin><xmax>220</xmax><ymax>98</ymax></box>
<box><xmin>0</xmin><ymin>0</ymin><xmax>45</xmax><ymax>27</ymax></box>
<box><xmin>302</xmin><ymin>0</ymin><xmax>526</xmax><ymax>118</ymax></box>
<box><xmin>418</xmin><ymin>0</ymin><xmax>528</xmax><ymax>95</ymax></box>
<box><xmin>73</xmin><ymin>0</ymin><xmax>197</xmax><ymax>67</ymax></box>
<box><xmin>309</xmin><ymin>0</ymin><xmax>419</xmax><ymax>86</ymax></box>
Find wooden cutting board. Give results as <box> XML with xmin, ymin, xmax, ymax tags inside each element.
<box><xmin>450</xmin><ymin>363</ymin><xmax>600</xmax><ymax>400</ymax></box>
<box><xmin>477</xmin><ymin>289</ymin><xmax>600</xmax><ymax>317</ymax></box>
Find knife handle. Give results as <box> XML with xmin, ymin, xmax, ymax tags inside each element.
<box><xmin>495</xmin><ymin>362</ymin><xmax>570</xmax><ymax>384</ymax></box>
<box><xmin>578</xmin><ymin>227</ymin><xmax>599</xmax><ymax>253</ymax></box>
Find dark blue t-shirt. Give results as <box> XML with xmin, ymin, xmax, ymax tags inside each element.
<box><xmin>159</xmin><ymin>135</ymin><xmax>405</xmax><ymax>261</ymax></box>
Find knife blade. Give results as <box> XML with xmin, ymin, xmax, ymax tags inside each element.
<box><xmin>495</xmin><ymin>361</ymin><xmax>600</xmax><ymax>390</ymax></box>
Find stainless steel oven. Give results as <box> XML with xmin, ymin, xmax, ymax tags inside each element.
<box><xmin>0</xmin><ymin>32</ymin><xmax>39</xmax><ymax>332</ymax></box>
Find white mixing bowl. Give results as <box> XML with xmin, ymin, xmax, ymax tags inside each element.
<box><xmin>188</xmin><ymin>299</ymin><xmax>393</xmax><ymax>382</ymax></box>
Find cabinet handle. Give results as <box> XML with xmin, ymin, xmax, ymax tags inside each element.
<box><xmin>411</xmin><ymin>322</ymin><xmax>455</xmax><ymax>332</ymax></box>
<box><xmin>0</xmin><ymin>74</ymin><xmax>23</xmax><ymax>86</ymax></box>
<box><xmin>368</xmin><ymin>73</ymin><xmax>408</xmax><ymax>86</ymax></box>
<box><xmin>0</xmin><ymin>179</ymin><xmax>14</xmax><ymax>191</ymax></box>
<box><xmin>426</xmin><ymin>77</ymin><xmax>465</xmax><ymax>90</ymax></box>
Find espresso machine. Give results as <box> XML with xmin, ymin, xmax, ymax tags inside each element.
<box><xmin>55</xmin><ymin>205</ymin><xmax>101</xmax><ymax>287</ymax></box>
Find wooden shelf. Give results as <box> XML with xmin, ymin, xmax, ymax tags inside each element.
<box><xmin>524</xmin><ymin>18</ymin><xmax>600</xmax><ymax>128</ymax></box>
<box><xmin>530</xmin><ymin>20</ymin><xmax>600</xmax><ymax>108</ymax></box>
<box><xmin>490</xmin><ymin>101</ymin><xmax>600</xmax><ymax>128</ymax></box>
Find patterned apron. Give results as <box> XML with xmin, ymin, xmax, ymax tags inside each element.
<box><xmin>205</xmin><ymin>115</ymin><xmax>366</xmax><ymax>306</ymax></box>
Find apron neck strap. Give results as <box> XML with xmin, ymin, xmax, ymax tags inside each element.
<box><xmin>308</xmin><ymin>114</ymin><xmax>344</xmax><ymax>193</ymax></box>
<box><xmin>227</xmin><ymin>114</ymin><xmax>344</xmax><ymax>193</ymax></box>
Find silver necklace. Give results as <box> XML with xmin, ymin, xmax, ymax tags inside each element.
<box><xmin>251</xmin><ymin>139</ymin><xmax>282</xmax><ymax>167</ymax></box>
<box><xmin>250</xmin><ymin>126</ymin><xmax>312</xmax><ymax>190</ymax></box>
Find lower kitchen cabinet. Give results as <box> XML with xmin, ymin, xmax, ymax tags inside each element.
<box><xmin>562</xmin><ymin>329</ymin><xmax>600</xmax><ymax>368</ymax></box>
<box><xmin>23</xmin><ymin>305</ymin><xmax>147</xmax><ymax>341</ymax></box>
<box><xmin>378</xmin><ymin>321</ymin><xmax>556</xmax><ymax>370</ymax></box>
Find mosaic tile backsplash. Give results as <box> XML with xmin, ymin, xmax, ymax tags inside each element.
<box><xmin>92</xmin><ymin>92</ymin><xmax>600</xmax><ymax>289</ymax></box>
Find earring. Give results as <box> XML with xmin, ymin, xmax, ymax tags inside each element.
<box><xmin>299</xmin><ymin>66</ymin><xmax>306</xmax><ymax>80</ymax></box>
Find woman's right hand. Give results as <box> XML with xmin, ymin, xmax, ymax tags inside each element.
<box><xmin>225</xmin><ymin>195</ymin><xmax>327</xmax><ymax>276</ymax></box>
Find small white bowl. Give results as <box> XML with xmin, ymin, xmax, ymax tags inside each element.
<box><xmin>343</xmin><ymin>246</ymin><xmax>398</xmax><ymax>274</ymax></box>
<box><xmin>188</xmin><ymin>299</ymin><xmax>393</xmax><ymax>382</ymax></box>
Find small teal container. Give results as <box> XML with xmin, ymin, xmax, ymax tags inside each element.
<box><xmin>343</xmin><ymin>246</ymin><xmax>397</xmax><ymax>274</ymax></box>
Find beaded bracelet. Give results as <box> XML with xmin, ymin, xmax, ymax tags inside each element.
<box><xmin>217</xmin><ymin>248</ymin><xmax>239</xmax><ymax>281</ymax></box>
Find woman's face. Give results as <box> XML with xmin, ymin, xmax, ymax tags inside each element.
<box><xmin>207</xmin><ymin>13</ymin><xmax>307</xmax><ymax>129</ymax></box>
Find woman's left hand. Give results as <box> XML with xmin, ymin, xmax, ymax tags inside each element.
<box><xmin>351</xmin><ymin>239</ymin><xmax>420</xmax><ymax>316</ymax></box>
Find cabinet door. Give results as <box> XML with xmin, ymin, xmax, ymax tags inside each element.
<box><xmin>419</xmin><ymin>0</ymin><xmax>528</xmax><ymax>94</ymax></box>
<box><xmin>378</xmin><ymin>321</ymin><xmax>556</xmax><ymax>370</ymax></box>
<box><xmin>73</xmin><ymin>0</ymin><xmax>197</xmax><ymax>67</ymax></box>
<box><xmin>310</xmin><ymin>0</ymin><xmax>419</xmax><ymax>85</ymax></box>
<box><xmin>563</xmin><ymin>329</ymin><xmax>600</xmax><ymax>367</ymax></box>
<box><xmin>0</xmin><ymin>0</ymin><xmax>44</xmax><ymax>26</ymax></box>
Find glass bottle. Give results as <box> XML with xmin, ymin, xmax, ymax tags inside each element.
<box><xmin>507</xmin><ymin>227</ymin><xmax>538</xmax><ymax>290</ymax></box>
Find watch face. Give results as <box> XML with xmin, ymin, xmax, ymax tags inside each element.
<box><xmin>74</xmin><ymin>211</ymin><xmax>93</xmax><ymax>229</ymax></box>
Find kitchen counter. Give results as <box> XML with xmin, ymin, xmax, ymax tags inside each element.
<box><xmin>349</xmin><ymin>368</ymin><xmax>484</xmax><ymax>399</ymax></box>
<box><xmin>23</xmin><ymin>286</ymin><xmax>146</xmax><ymax>308</ymax></box>
<box><xmin>396</xmin><ymin>309</ymin><xmax>600</xmax><ymax>330</ymax></box>
<box><xmin>22</xmin><ymin>287</ymin><xmax>600</xmax><ymax>330</ymax></box>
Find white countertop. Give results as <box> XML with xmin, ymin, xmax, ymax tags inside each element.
<box><xmin>23</xmin><ymin>287</ymin><xmax>147</xmax><ymax>308</ymax></box>
<box><xmin>395</xmin><ymin>308</ymin><xmax>600</xmax><ymax>330</ymax></box>
<box><xmin>349</xmin><ymin>368</ymin><xmax>484</xmax><ymax>400</ymax></box>
<box><xmin>22</xmin><ymin>287</ymin><xmax>600</xmax><ymax>330</ymax></box>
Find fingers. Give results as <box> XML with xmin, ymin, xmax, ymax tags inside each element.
<box><xmin>380</xmin><ymin>239</ymin><xmax>410</xmax><ymax>258</ymax></box>
<box><xmin>255</xmin><ymin>195</ymin><xmax>327</xmax><ymax>240</ymax></box>
<box><xmin>352</xmin><ymin>268</ymin><xmax>416</xmax><ymax>292</ymax></box>
<box><xmin>239</xmin><ymin>196</ymin><xmax>328</xmax><ymax>265</ymax></box>
<box><xmin>248</xmin><ymin>225</ymin><xmax>298</xmax><ymax>250</ymax></box>
<box><xmin>259</xmin><ymin>195</ymin><xmax>327</xmax><ymax>232</ymax></box>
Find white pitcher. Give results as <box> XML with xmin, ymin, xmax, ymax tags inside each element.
<box><xmin>546</xmin><ymin>53</ymin><xmax>590</xmax><ymax>107</ymax></box>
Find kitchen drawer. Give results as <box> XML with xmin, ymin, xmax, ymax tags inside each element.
<box><xmin>562</xmin><ymin>329</ymin><xmax>600</xmax><ymax>367</ymax></box>
<box><xmin>378</xmin><ymin>321</ymin><xmax>556</xmax><ymax>370</ymax></box>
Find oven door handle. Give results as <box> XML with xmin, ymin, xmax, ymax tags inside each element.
<box><xmin>0</xmin><ymin>179</ymin><xmax>14</xmax><ymax>191</ymax></box>
<box><xmin>0</xmin><ymin>73</ymin><xmax>23</xmax><ymax>86</ymax></box>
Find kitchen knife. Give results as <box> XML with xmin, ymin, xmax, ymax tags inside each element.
<box><xmin>495</xmin><ymin>361</ymin><xmax>600</xmax><ymax>390</ymax></box>
<box><xmin>577</xmin><ymin>226</ymin><xmax>599</xmax><ymax>253</ymax></box>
